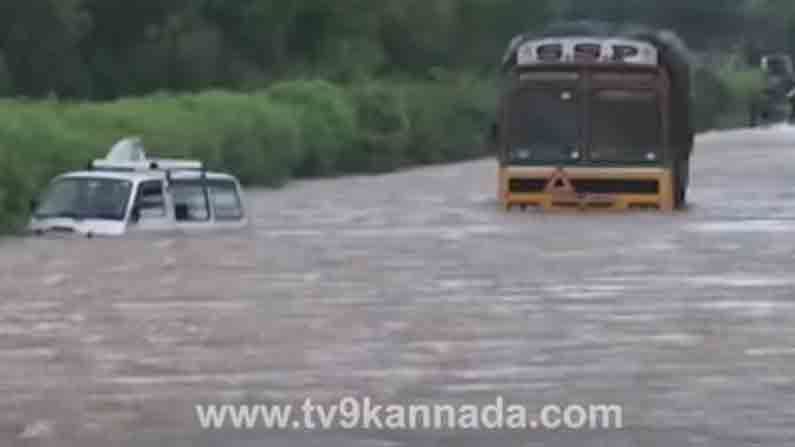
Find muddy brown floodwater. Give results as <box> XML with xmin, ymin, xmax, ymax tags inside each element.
<box><xmin>3</xmin><ymin>127</ymin><xmax>795</xmax><ymax>446</ymax></box>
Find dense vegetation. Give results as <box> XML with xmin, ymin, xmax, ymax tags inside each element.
<box><xmin>2</xmin><ymin>0</ymin><xmax>794</xmax><ymax>98</ymax></box>
<box><xmin>2</xmin><ymin>0</ymin><xmax>795</xmax><ymax>230</ymax></box>
<box><xmin>0</xmin><ymin>79</ymin><xmax>494</xmax><ymax>230</ymax></box>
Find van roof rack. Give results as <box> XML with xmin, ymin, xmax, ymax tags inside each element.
<box><xmin>89</xmin><ymin>137</ymin><xmax>204</xmax><ymax>173</ymax></box>
<box><xmin>91</xmin><ymin>159</ymin><xmax>204</xmax><ymax>172</ymax></box>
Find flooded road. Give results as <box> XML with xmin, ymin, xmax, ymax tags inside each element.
<box><xmin>3</xmin><ymin>127</ymin><xmax>795</xmax><ymax>446</ymax></box>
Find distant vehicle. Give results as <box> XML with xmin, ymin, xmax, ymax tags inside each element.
<box><xmin>490</xmin><ymin>23</ymin><xmax>694</xmax><ymax>211</ymax></box>
<box><xmin>750</xmin><ymin>54</ymin><xmax>795</xmax><ymax>127</ymax></box>
<box><xmin>28</xmin><ymin>138</ymin><xmax>248</xmax><ymax>238</ymax></box>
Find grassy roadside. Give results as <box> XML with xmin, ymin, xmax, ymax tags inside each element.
<box><xmin>0</xmin><ymin>78</ymin><xmax>496</xmax><ymax>232</ymax></box>
<box><xmin>0</xmin><ymin>67</ymin><xmax>761</xmax><ymax>232</ymax></box>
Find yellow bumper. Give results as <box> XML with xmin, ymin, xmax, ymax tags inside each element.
<box><xmin>498</xmin><ymin>165</ymin><xmax>675</xmax><ymax>212</ymax></box>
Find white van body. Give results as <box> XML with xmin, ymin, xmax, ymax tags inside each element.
<box><xmin>28</xmin><ymin>139</ymin><xmax>249</xmax><ymax>238</ymax></box>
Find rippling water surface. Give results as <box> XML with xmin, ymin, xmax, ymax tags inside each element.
<box><xmin>3</xmin><ymin>127</ymin><xmax>795</xmax><ymax>446</ymax></box>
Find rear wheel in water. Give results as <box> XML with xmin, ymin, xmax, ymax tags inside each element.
<box><xmin>750</xmin><ymin>104</ymin><xmax>759</xmax><ymax>128</ymax></box>
<box><xmin>675</xmin><ymin>182</ymin><xmax>687</xmax><ymax>209</ymax></box>
<box><xmin>673</xmin><ymin>159</ymin><xmax>690</xmax><ymax>209</ymax></box>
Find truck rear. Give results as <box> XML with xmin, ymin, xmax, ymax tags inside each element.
<box><xmin>492</xmin><ymin>24</ymin><xmax>694</xmax><ymax>212</ymax></box>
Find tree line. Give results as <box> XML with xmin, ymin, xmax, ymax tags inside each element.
<box><xmin>2</xmin><ymin>0</ymin><xmax>795</xmax><ymax>100</ymax></box>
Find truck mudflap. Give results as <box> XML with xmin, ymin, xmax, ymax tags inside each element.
<box><xmin>498</xmin><ymin>166</ymin><xmax>675</xmax><ymax>212</ymax></box>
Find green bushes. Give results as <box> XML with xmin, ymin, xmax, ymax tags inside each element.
<box><xmin>269</xmin><ymin>80</ymin><xmax>359</xmax><ymax>177</ymax></box>
<box><xmin>693</xmin><ymin>65</ymin><xmax>733</xmax><ymax>131</ymax></box>
<box><xmin>185</xmin><ymin>91</ymin><xmax>302</xmax><ymax>186</ymax></box>
<box><xmin>0</xmin><ymin>79</ymin><xmax>496</xmax><ymax>232</ymax></box>
<box><xmin>402</xmin><ymin>79</ymin><xmax>497</xmax><ymax>164</ymax></box>
<box><xmin>346</xmin><ymin>82</ymin><xmax>411</xmax><ymax>173</ymax></box>
<box><xmin>0</xmin><ymin>67</ymin><xmax>763</xmax><ymax>233</ymax></box>
<box><xmin>347</xmin><ymin>78</ymin><xmax>497</xmax><ymax>171</ymax></box>
<box><xmin>712</xmin><ymin>61</ymin><xmax>765</xmax><ymax>129</ymax></box>
<box><xmin>692</xmin><ymin>56</ymin><xmax>766</xmax><ymax>131</ymax></box>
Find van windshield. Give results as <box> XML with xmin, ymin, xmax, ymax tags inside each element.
<box><xmin>34</xmin><ymin>177</ymin><xmax>132</xmax><ymax>221</ymax></box>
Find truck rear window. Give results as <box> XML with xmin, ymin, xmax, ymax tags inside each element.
<box><xmin>590</xmin><ymin>89</ymin><xmax>662</xmax><ymax>163</ymax></box>
<box><xmin>506</xmin><ymin>88</ymin><xmax>580</xmax><ymax>163</ymax></box>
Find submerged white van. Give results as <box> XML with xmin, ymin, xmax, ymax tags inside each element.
<box><xmin>28</xmin><ymin>138</ymin><xmax>249</xmax><ymax>238</ymax></box>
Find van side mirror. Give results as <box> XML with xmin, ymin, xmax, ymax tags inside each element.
<box><xmin>130</xmin><ymin>206</ymin><xmax>141</xmax><ymax>222</ymax></box>
<box><xmin>29</xmin><ymin>199</ymin><xmax>38</xmax><ymax>213</ymax></box>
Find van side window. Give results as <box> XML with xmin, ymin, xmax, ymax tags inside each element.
<box><xmin>209</xmin><ymin>181</ymin><xmax>244</xmax><ymax>220</ymax></box>
<box><xmin>171</xmin><ymin>181</ymin><xmax>210</xmax><ymax>222</ymax></box>
<box><xmin>135</xmin><ymin>180</ymin><xmax>166</xmax><ymax>218</ymax></box>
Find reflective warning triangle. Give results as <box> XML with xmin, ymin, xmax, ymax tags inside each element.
<box><xmin>544</xmin><ymin>168</ymin><xmax>576</xmax><ymax>194</ymax></box>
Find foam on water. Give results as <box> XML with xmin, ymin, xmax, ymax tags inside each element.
<box><xmin>42</xmin><ymin>274</ymin><xmax>69</xmax><ymax>286</ymax></box>
<box><xmin>696</xmin><ymin>301</ymin><xmax>795</xmax><ymax>317</ymax></box>
<box><xmin>113</xmin><ymin>301</ymin><xmax>251</xmax><ymax>311</ymax></box>
<box><xmin>700</xmin><ymin>123</ymin><xmax>795</xmax><ymax>140</ymax></box>
<box><xmin>648</xmin><ymin>333</ymin><xmax>703</xmax><ymax>347</ymax></box>
<box><xmin>442</xmin><ymin>382</ymin><xmax>556</xmax><ymax>393</ymax></box>
<box><xmin>746</xmin><ymin>347</ymin><xmax>795</xmax><ymax>357</ymax></box>
<box><xmin>687</xmin><ymin>220</ymin><xmax>795</xmax><ymax>233</ymax></box>
<box><xmin>686</xmin><ymin>276</ymin><xmax>795</xmax><ymax>288</ymax></box>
